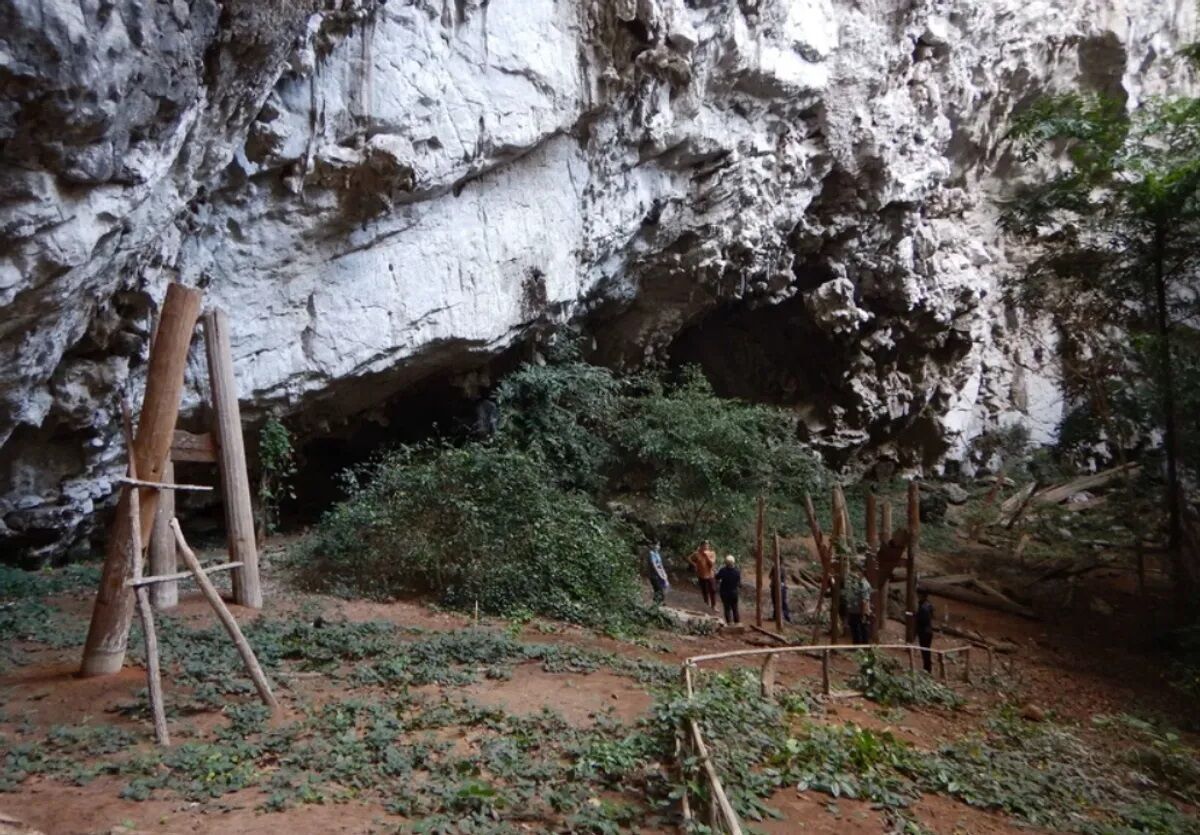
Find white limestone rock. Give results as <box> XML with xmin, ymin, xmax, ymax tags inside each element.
<box><xmin>0</xmin><ymin>0</ymin><xmax>1194</xmax><ymax>561</ymax></box>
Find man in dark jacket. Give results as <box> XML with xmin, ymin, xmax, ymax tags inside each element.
<box><xmin>714</xmin><ymin>555</ymin><xmax>741</xmax><ymax>625</ymax></box>
<box><xmin>916</xmin><ymin>589</ymin><xmax>935</xmax><ymax>673</ymax></box>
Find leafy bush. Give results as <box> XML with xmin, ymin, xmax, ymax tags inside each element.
<box><xmin>293</xmin><ymin>443</ymin><xmax>640</xmax><ymax>626</ymax></box>
<box><xmin>850</xmin><ymin>650</ymin><xmax>963</xmax><ymax>709</ymax></box>
<box><xmin>495</xmin><ymin>358</ymin><xmax>621</xmax><ymax>493</ymax></box>
<box><xmin>615</xmin><ymin>367</ymin><xmax>825</xmax><ymax>552</ymax></box>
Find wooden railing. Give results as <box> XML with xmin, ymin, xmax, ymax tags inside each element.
<box><xmin>676</xmin><ymin>641</ymin><xmax>986</xmax><ymax>833</ymax></box>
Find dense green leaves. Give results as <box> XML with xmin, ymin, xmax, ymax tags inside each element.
<box><xmin>294</xmin><ymin>444</ymin><xmax>639</xmax><ymax>626</ymax></box>
<box><xmin>295</xmin><ymin>352</ymin><xmax>825</xmax><ymax>622</ymax></box>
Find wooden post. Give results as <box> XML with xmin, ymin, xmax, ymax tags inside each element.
<box><xmin>821</xmin><ymin>650</ymin><xmax>831</xmax><ymax>695</ymax></box>
<box><xmin>81</xmin><ymin>283</ymin><xmax>203</xmax><ymax>677</ymax></box>
<box><xmin>120</xmin><ymin>405</ymin><xmax>169</xmax><ymax>746</ymax></box>
<box><xmin>760</xmin><ymin>653</ymin><xmax>778</xmax><ymax>699</ymax></box>
<box><xmin>905</xmin><ymin>481</ymin><xmax>920</xmax><ymax>643</ymax></box>
<box><xmin>830</xmin><ymin>555</ymin><xmax>842</xmax><ymax>643</ymax></box>
<box><xmin>803</xmin><ymin>492</ymin><xmax>832</xmax><ymax>644</ymax></box>
<box><xmin>772</xmin><ymin>532</ymin><xmax>784</xmax><ymax>632</ymax></box>
<box><xmin>987</xmin><ymin>647</ymin><xmax>995</xmax><ymax>677</ymax></box>
<box><xmin>835</xmin><ymin>485</ymin><xmax>854</xmax><ymax>549</ymax></box>
<box><xmin>865</xmin><ymin>492</ymin><xmax>878</xmax><ymax>550</ymax></box>
<box><xmin>171</xmin><ymin>520</ymin><xmax>278</xmax><ymax>711</ymax></box>
<box><xmin>204</xmin><ymin>308</ymin><xmax>262</xmax><ymax>609</ymax></box>
<box><xmin>147</xmin><ymin>459</ymin><xmax>178</xmax><ymax>609</ymax></box>
<box><xmin>938</xmin><ymin>652</ymin><xmax>947</xmax><ymax>680</ymax></box>
<box><xmin>830</xmin><ymin>486</ymin><xmax>845</xmax><ymax>549</ymax></box>
<box><xmin>754</xmin><ymin>495</ymin><xmax>764</xmax><ymax>628</ymax></box>
<box><xmin>908</xmin><ymin>647</ymin><xmax>917</xmax><ymax>672</ymax></box>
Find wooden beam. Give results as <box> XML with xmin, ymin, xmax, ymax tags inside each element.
<box><xmin>170</xmin><ymin>429</ymin><xmax>217</xmax><ymax>463</ymax></box>
<box><xmin>126</xmin><ymin>561</ymin><xmax>243</xmax><ymax>588</ymax></box>
<box><xmin>172</xmin><ymin>520</ymin><xmax>278</xmax><ymax>711</ymax></box>
<box><xmin>905</xmin><ymin>480</ymin><xmax>920</xmax><ymax>643</ymax></box>
<box><xmin>204</xmin><ymin>308</ymin><xmax>262</xmax><ymax>609</ymax></box>
<box><xmin>81</xmin><ymin>283</ymin><xmax>203</xmax><ymax>677</ymax></box>
<box><xmin>148</xmin><ymin>460</ymin><xmax>178</xmax><ymax>609</ymax></box>
<box><xmin>116</xmin><ymin>477</ymin><xmax>213</xmax><ymax>492</ymax></box>
<box><xmin>920</xmin><ymin>579</ymin><xmax>1038</xmax><ymax>619</ymax></box>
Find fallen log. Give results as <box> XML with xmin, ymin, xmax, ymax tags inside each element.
<box><xmin>1031</xmin><ymin>463</ymin><xmax>1138</xmax><ymax>506</ymax></box>
<box><xmin>919</xmin><ymin>579</ymin><xmax>1038</xmax><ymax>620</ymax></box>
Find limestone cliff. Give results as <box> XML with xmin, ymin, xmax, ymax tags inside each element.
<box><xmin>0</xmin><ymin>0</ymin><xmax>1193</xmax><ymax>562</ymax></box>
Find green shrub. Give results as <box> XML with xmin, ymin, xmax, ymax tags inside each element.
<box><xmin>850</xmin><ymin>650</ymin><xmax>963</xmax><ymax>709</ymax></box>
<box><xmin>293</xmin><ymin>444</ymin><xmax>640</xmax><ymax>626</ymax></box>
<box><xmin>615</xmin><ymin>366</ymin><xmax>825</xmax><ymax>552</ymax></box>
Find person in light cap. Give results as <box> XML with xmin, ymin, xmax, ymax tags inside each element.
<box><xmin>714</xmin><ymin>555</ymin><xmax>742</xmax><ymax>625</ymax></box>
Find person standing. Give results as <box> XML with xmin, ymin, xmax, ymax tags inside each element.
<box><xmin>715</xmin><ymin>555</ymin><xmax>742</xmax><ymax>624</ymax></box>
<box><xmin>769</xmin><ymin>563</ymin><xmax>791</xmax><ymax>623</ymax></box>
<box><xmin>690</xmin><ymin>540</ymin><xmax>718</xmax><ymax>610</ymax></box>
<box><xmin>844</xmin><ymin>563</ymin><xmax>872</xmax><ymax>645</ymax></box>
<box><xmin>648</xmin><ymin>543</ymin><xmax>669</xmax><ymax>605</ymax></box>
<box><xmin>916</xmin><ymin>589</ymin><xmax>935</xmax><ymax>673</ymax></box>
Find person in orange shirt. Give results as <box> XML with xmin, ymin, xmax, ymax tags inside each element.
<box><xmin>689</xmin><ymin>540</ymin><xmax>718</xmax><ymax>610</ymax></box>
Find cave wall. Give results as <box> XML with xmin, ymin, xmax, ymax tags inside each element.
<box><xmin>0</xmin><ymin>0</ymin><xmax>1194</xmax><ymax>562</ymax></box>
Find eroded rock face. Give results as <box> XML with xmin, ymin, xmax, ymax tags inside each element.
<box><xmin>0</xmin><ymin>0</ymin><xmax>1193</xmax><ymax>562</ymax></box>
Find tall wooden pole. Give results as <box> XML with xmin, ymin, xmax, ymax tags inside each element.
<box><xmin>81</xmin><ymin>283</ymin><xmax>202</xmax><ymax>677</ymax></box>
<box><xmin>772</xmin><ymin>532</ymin><xmax>784</xmax><ymax>632</ymax></box>
<box><xmin>865</xmin><ymin>492</ymin><xmax>878</xmax><ymax>551</ymax></box>
<box><xmin>830</xmin><ymin>490</ymin><xmax>842</xmax><ymax>643</ymax></box>
<box><xmin>905</xmin><ymin>480</ymin><xmax>920</xmax><ymax>643</ymax></box>
<box><xmin>878</xmin><ymin>499</ymin><xmax>893</xmax><ymax>641</ymax></box>
<box><xmin>865</xmin><ymin>491</ymin><xmax>878</xmax><ymax>642</ymax></box>
<box><xmin>803</xmin><ymin>492</ymin><xmax>832</xmax><ymax>644</ymax></box>
<box><xmin>148</xmin><ymin>459</ymin><xmax>178</xmax><ymax>609</ymax></box>
<box><xmin>204</xmin><ymin>308</ymin><xmax>262</xmax><ymax>608</ymax></box>
<box><xmin>754</xmin><ymin>495</ymin><xmax>765</xmax><ymax>628</ymax></box>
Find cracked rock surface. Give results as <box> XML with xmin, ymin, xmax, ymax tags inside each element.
<box><xmin>0</xmin><ymin>0</ymin><xmax>1194</xmax><ymax>562</ymax></box>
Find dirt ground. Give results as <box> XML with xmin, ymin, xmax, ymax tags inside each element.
<box><xmin>0</xmin><ymin>533</ymin><xmax>1195</xmax><ymax>834</ymax></box>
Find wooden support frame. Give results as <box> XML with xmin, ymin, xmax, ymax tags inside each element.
<box><xmin>81</xmin><ymin>283</ymin><xmax>203</xmax><ymax>677</ymax></box>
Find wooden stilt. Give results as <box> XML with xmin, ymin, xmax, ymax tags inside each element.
<box><xmin>171</xmin><ymin>520</ymin><xmax>278</xmax><ymax>712</ymax></box>
<box><xmin>773</xmin><ymin>532</ymin><xmax>784</xmax><ymax>633</ymax></box>
<box><xmin>81</xmin><ymin>283</ymin><xmax>203</xmax><ymax>677</ymax></box>
<box><xmin>148</xmin><ymin>460</ymin><xmax>178</xmax><ymax>609</ymax></box>
<box><xmin>905</xmin><ymin>481</ymin><xmax>920</xmax><ymax>644</ymax></box>
<box><xmin>803</xmin><ymin>492</ymin><xmax>833</xmax><ymax>644</ymax></box>
<box><xmin>120</xmin><ymin>405</ymin><xmax>170</xmax><ymax>747</ymax></box>
<box><xmin>755</xmin><ymin>496</ymin><xmax>764</xmax><ymax>628</ymax></box>
<box><xmin>204</xmin><ymin>309</ymin><xmax>262</xmax><ymax>609</ymax></box>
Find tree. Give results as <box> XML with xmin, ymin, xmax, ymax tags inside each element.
<box><xmin>1003</xmin><ymin>90</ymin><xmax>1200</xmax><ymax>605</ymax></box>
